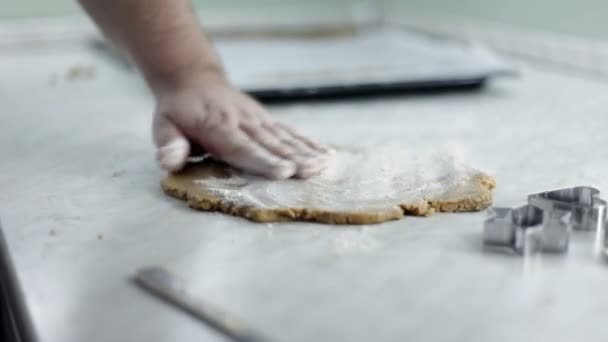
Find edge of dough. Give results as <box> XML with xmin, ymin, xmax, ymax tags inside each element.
<box><xmin>160</xmin><ymin>161</ymin><xmax>496</xmax><ymax>225</ymax></box>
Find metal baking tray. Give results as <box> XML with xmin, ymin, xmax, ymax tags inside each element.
<box><xmin>91</xmin><ymin>24</ymin><xmax>513</xmax><ymax>102</ymax></box>
<box><xmin>214</xmin><ymin>27</ymin><xmax>513</xmax><ymax>101</ymax></box>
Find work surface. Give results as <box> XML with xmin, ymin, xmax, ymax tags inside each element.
<box><xmin>3</xmin><ymin>35</ymin><xmax>608</xmax><ymax>342</ymax></box>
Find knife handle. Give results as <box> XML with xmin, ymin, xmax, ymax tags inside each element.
<box><xmin>135</xmin><ymin>266</ymin><xmax>270</xmax><ymax>342</ymax></box>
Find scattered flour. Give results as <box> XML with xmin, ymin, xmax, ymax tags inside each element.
<box><xmin>330</xmin><ymin>230</ymin><xmax>385</xmax><ymax>256</ymax></box>
<box><xmin>194</xmin><ymin>145</ymin><xmax>483</xmax><ymax>212</ymax></box>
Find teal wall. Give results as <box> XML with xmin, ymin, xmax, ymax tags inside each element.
<box><xmin>397</xmin><ymin>0</ymin><xmax>608</xmax><ymax>40</ymax></box>
<box><xmin>0</xmin><ymin>1</ymin><xmax>352</xmax><ymax>19</ymax></box>
<box><xmin>2</xmin><ymin>1</ymin><xmax>608</xmax><ymax>40</ymax></box>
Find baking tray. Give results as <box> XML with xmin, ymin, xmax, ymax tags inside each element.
<box><xmin>92</xmin><ymin>26</ymin><xmax>513</xmax><ymax>102</ymax></box>
<box><xmin>214</xmin><ymin>27</ymin><xmax>513</xmax><ymax>101</ymax></box>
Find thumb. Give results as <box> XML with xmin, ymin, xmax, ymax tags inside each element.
<box><xmin>153</xmin><ymin>116</ymin><xmax>190</xmax><ymax>172</ymax></box>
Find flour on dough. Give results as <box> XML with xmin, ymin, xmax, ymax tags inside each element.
<box><xmin>162</xmin><ymin>146</ymin><xmax>495</xmax><ymax>224</ymax></box>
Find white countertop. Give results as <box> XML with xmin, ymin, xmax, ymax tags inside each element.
<box><xmin>2</xmin><ymin>23</ymin><xmax>608</xmax><ymax>342</ymax></box>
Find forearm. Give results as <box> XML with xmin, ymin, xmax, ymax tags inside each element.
<box><xmin>79</xmin><ymin>0</ymin><xmax>224</xmax><ymax>92</ymax></box>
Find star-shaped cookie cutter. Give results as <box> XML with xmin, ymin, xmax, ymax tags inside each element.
<box><xmin>483</xmin><ymin>186</ymin><xmax>607</xmax><ymax>255</ymax></box>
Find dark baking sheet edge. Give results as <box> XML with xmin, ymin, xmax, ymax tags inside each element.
<box><xmin>248</xmin><ymin>76</ymin><xmax>487</xmax><ymax>103</ymax></box>
<box><xmin>0</xmin><ymin>225</ymin><xmax>37</xmax><ymax>342</ymax></box>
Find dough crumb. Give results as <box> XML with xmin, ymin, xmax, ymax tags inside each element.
<box><xmin>331</xmin><ymin>231</ymin><xmax>384</xmax><ymax>256</ymax></box>
<box><xmin>66</xmin><ymin>65</ymin><xmax>96</xmax><ymax>81</ymax></box>
<box><xmin>49</xmin><ymin>229</ymin><xmax>57</xmax><ymax>236</ymax></box>
<box><xmin>111</xmin><ymin>170</ymin><xmax>126</xmax><ymax>178</ymax></box>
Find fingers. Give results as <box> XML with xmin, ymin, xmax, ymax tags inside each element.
<box><xmin>240</xmin><ymin>123</ymin><xmax>293</xmax><ymax>158</ymax></box>
<box><xmin>236</xmin><ymin>98</ymin><xmax>330</xmax><ymax>178</ymax></box>
<box><xmin>274</xmin><ymin>122</ymin><xmax>332</xmax><ymax>154</ymax></box>
<box><xmin>260</xmin><ymin>122</ymin><xmax>332</xmax><ymax>178</ymax></box>
<box><xmin>263</xmin><ymin>122</ymin><xmax>330</xmax><ymax>157</ymax></box>
<box><xmin>153</xmin><ymin>116</ymin><xmax>190</xmax><ymax>172</ymax></box>
<box><xmin>196</xmin><ymin>124</ymin><xmax>297</xmax><ymax>180</ymax></box>
<box><xmin>294</xmin><ymin>153</ymin><xmax>332</xmax><ymax>179</ymax></box>
<box><xmin>157</xmin><ymin>87</ymin><xmax>332</xmax><ymax>179</ymax></box>
<box><xmin>241</xmin><ymin>122</ymin><xmax>328</xmax><ymax>178</ymax></box>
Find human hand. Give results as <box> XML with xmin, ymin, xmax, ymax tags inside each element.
<box><xmin>152</xmin><ymin>73</ymin><xmax>331</xmax><ymax>179</ymax></box>
<box><xmin>79</xmin><ymin>0</ymin><xmax>330</xmax><ymax>178</ymax></box>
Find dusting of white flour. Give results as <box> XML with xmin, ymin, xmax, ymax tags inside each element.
<box><xmin>330</xmin><ymin>229</ymin><xmax>385</xmax><ymax>256</ymax></box>
<box><xmin>194</xmin><ymin>145</ymin><xmax>482</xmax><ymax>212</ymax></box>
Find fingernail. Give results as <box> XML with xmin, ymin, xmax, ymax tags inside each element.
<box><xmin>293</xmin><ymin>154</ymin><xmax>331</xmax><ymax>167</ymax></box>
<box><xmin>296</xmin><ymin>167</ymin><xmax>324</xmax><ymax>179</ymax></box>
<box><xmin>297</xmin><ymin>158</ymin><xmax>329</xmax><ymax>177</ymax></box>
<box><xmin>289</xmin><ymin>157</ymin><xmax>312</xmax><ymax>171</ymax></box>
<box><xmin>270</xmin><ymin>160</ymin><xmax>297</xmax><ymax>180</ymax></box>
<box><xmin>158</xmin><ymin>138</ymin><xmax>189</xmax><ymax>171</ymax></box>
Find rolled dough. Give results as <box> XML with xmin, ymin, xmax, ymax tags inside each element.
<box><xmin>161</xmin><ymin>146</ymin><xmax>495</xmax><ymax>224</ymax></box>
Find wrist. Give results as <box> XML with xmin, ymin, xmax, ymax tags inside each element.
<box><xmin>147</xmin><ymin>61</ymin><xmax>228</xmax><ymax>95</ymax></box>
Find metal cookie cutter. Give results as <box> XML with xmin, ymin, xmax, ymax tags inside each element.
<box><xmin>528</xmin><ymin>186</ymin><xmax>606</xmax><ymax>232</ymax></box>
<box><xmin>484</xmin><ymin>204</ymin><xmax>569</xmax><ymax>254</ymax></box>
<box><xmin>483</xmin><ymin>186</ymin><xmax>606</xmax><ymax>255</ymax></box>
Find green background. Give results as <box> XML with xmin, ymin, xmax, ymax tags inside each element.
<box><xmin>2</xmin><ymin>1</ymin><xmax>607</xmax><ymax>40</ymax></box>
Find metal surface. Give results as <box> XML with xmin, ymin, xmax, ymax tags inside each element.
<box><xmin>529</xmin><ymin>187</ymin><xmax>606</xmax><ymax>232</ymax></box>
<box><xmin>217</xmin><ymin>28</ymin><xmax>511</xmax><ymax>99</ymax></box>
<box><xmin>135</xmin><ymin>266</ymin><xmax>270</xmax><ymax>342</ymax></box>
<box><xmin>484</xmin><ymin>204</ymin><xmax>572</xmax><ymax>254</ymax></box>
<box><xmin>6</xmin><ymin>22</ymin><xmax>608</xmax><ymax>342</ymax></box>
<box><xmin>483</xmin><ymin>205</ymin><xmax>549</xmax><ymax>254</ymax></box>
<box><xmin>92</xmin><ymin>27</ymin><xmax>510</xmax><ymax>101</ymax></box>
<box><xmin>483</xmin><ymin>186</ymin><xmax>608</xmax><ymax>254</ymax></box>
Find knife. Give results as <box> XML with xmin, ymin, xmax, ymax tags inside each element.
<box><xmin>134</xmin><ymin>266</ymin><xmax>271</xmax><ymax>342</ymax></box>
